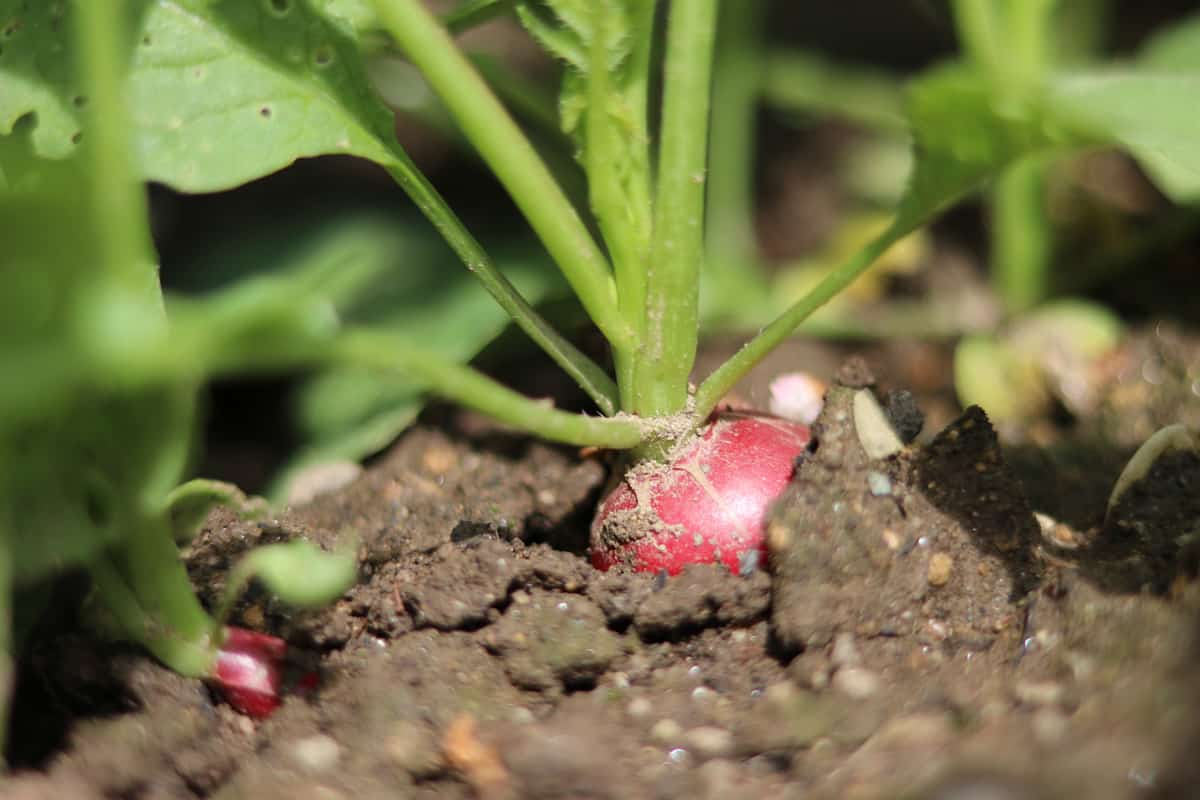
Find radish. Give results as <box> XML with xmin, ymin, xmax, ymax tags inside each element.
<box><xmin>211</xmin><ymin>627</ymin><xmax>288</xmax><ymax>718</ymax></box>
<box><xmin>590</xmin><ymin>413</ymin><xmax>811</xmax><ymax>575</ymax></box>
<box><xmin>211</xmin><ymin>626</ymin><xmax>319</xmax><ymax>718</ymax></box>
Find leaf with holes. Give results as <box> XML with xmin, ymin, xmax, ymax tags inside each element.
<box><xmin>0</xmin><ymin>0</ymin><xmax>404</xmax><ymax>191</ymax></box>
<box><xmin>0</xmin><ymin>1</ymin><xmax>83</xmax><ymax>157</ymax></box>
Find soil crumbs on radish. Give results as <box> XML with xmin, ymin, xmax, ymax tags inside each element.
<box><xmin>6</xmin><ymin>334</ymin><xmax>1200</xmax><ymax>800</ymax></box>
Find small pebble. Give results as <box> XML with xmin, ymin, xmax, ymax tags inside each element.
<box><xmin>385</xmin><ymin>723</ymin><xmax>443</xmax><ymax>777</ymax></box>
<box><xmin>286</xmin><ymin>460</ymin><xmax>363</xmax><ymax>505</ymax></box>
<box><xmin>1014</xmin><ymin>680</ymin><xmax>1065</xmax><ymax>708</ymax></box>
<box><xmin>685</xmin><ymin>726</ymin><xmax>735</xmax><ymax>759</ymax></box>
<box><xmin>1032</xmin><ymin>708</ymin><xmax>1069</xmax><ymax>744</ymax></box>
<box><xmin>287</xmin><ymin>734</ymin><xmax>341</xmax><ymax>773</ymax></box>
<box><xmin>769</xmin><ymin>371</ymin><xmax>827</xmax><ymax>425</ymax></box>
<box><xmin>691</xmin><ymin>686</ymin><xmax>716</xmax><ymax>703</ymax></box>
<box><xmin>928</xmin><ymin>553</ymin><xmax>953</xmax><ymax>587</ymax></box>
<box><xmin>854</xmin><ymin>389</ymin><xmax>904</xmax><ymax>459</ymax></box>
<box><xmin>830</xmin><ymin>632</ymin><xmax>861</xmax><ymax>668</ymax></box>
<box><xmin>695</xmin><ymin>759</ymin><xmax>739</xmax><ymax>799</ymax></box>
<box><xmin>667</xmin><ymin>747</ymin><xmax>691</xmax><ymax>766</ymax></box>
<box><xmin>832</xmin><ymin>667</ymin><xmax>881</xmax><ymax>699</ymax></box>
<box><xmin>651</xmin><ymin>718</ymin><xmax>683</xmax><ymax>744</ymax></box>
<box><xmin>870</xmin><ymin>713</ymin><xmax>954</xmax><ymax>749</ymax></box>
<box><xmin>628</xmin><ymin>697</ymin><xmax>653</xmax><ymax>718</ymax></box>
<box><xmin>738</xmin><ymin>548</ymin><xmax>760</xmax><ymax>577</ymax></box>
<box><xmin>866</xmin><ymin>470</ymin><xmax>893</xmax><ymax>496</ymax></box>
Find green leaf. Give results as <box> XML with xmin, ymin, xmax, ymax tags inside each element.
<box><xmin>0</xmin><ymin>2</ymin><xmax>82</xmax><ymax>158</ymax></box>
<box><xmin>896</xmin><ymin>63</ymin><xmax>1073</xmax><ymax>231</ymax></box>
<box><xmin>0</xmin><ymin>0</ymin><xmax>402</xmax><ymax>192</ymax></box>
<box><xmin>953</xmin><ymin>334</ymin><xmax>1047</xmax><ymax>424</ymax></box>
<box><xmin>217</xmin><ymin>537</ymin><xmax>358</xmax><ymax>625</ymax></box>
<box><xmin>1138</xmin><ymin>12</ymin><xmax>1200</xmax><ymax>70</ymax></box>
<box><xmin>2</xmin><ymin>386</ymin><xmax>198</xmax><ymax>587</ymax></box>
<box><xmin>1046</xmin><ymin>71</ymin><xmax>1200</xmax><ymax>202</ymax></box>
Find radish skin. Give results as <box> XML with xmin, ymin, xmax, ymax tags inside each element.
<box><xmin>590</xmin><ymin>413</ymin><xmax>811</xmax><ymax>574</ymax></box>
<box><xmin>211</xmin><ymin>627</ymin><xmax>294</xmax><ymax>718</ymax></box>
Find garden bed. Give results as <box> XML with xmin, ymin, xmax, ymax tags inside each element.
<box><xmin>6</xmin><ymin>327</ymin><xmax>1198</xmax><ymax>800</ymax></box>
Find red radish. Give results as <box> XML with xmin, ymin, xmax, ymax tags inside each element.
<box><xmin>590</xmin><ymin>412</ymin><xmax>811</xmax><ymax>575</ymax></box>
<box><xmin>211</xmin><ymin>626</ymin><xmax>292</xmax><ymax>718</ymax></box>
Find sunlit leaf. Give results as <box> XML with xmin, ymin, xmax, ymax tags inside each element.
<box><xmin>0</xmin><ymin>0</ymin><xmax>402</xmax><ymax>191</ymax></box>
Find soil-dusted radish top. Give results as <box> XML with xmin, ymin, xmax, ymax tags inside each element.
<box><xmin>590</xmin><ymin>412</ymin><xmax>811</xmax><ymax>574</ymax></box>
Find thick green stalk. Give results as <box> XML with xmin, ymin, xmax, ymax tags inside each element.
<box><xmin>992</xmin><ymin>157</ymin><xmax>1051</xmax><ymax>313</ymax></box>
<box><xmin>73</xmin><ymin>0</ymin><xmax>162</xmax><ymax>321</ymax></box>
<box><xmin>337</xmin><ymin>331</ymin><xmax>646</xmax><ymax>448</ymax></box>
<box><xmin>695</xmin><ymin>221</ymin><xmax>909</xmax><ymax>421</ymax></box>
<box><xmin>584</xmin><ymin>3</ymin><xmax>654</xmax><ymax>411</ymax></box>
<box><xmin>71</xmin><ymin>0</ymin><xmax>217</xmax><ymax>679</ymax></box>
<box><xmin>370</xmin><ymin>0</ymin><xmax>632</xmax><ymax>354</ymax></box>
<box><xmin>1007</xmin><ymin>0</ymin><xmax>1054</xmax><ymax>90</ymax></box>
<box><xmin>632</xmin><ymin>0</ymin><xmax>719</xmax><ymax>418</ymax></box>
<box><xmin>94</xmin><ymin>531</ymin><xmax>217</xmax><ymax>678</ymax></box>
<box><xmin>951</xmin><ymin>0</ymin><xmax>1002</xmax><ymax>81</ymax></box>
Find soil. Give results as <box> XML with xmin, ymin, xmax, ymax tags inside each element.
<box><xmin>4</xmin><ymin>325</ymin><xmax>1199</xmax><ymax>800</ymax></box>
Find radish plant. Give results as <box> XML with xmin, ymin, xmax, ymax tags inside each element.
<box><xmin>2</xmin><ymin>0</ymin><xmax>1200</xmax><ymax>737</ymax></box>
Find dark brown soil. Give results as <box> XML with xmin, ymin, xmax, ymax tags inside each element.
<box><xmin>4</xmin><ymin>329</ymin><xmax>1200</xmax><ymax>800</ymax></box>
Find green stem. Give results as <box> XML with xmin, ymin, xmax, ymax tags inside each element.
<box><xmin>695</xmin><ymin>220</ymin><xmax>909</xmax><ymax>421</ymax></box>
<box><xmin>92</xmin><ymin>531</ymin><xmax>217</xmax><ymax>678</ymax></box>
<box><xmin>583</xmin><ymin>4</ymin><xmax>652</xmax><ymax>410</ymax></box>
<box><xmin>337</xmin><ymin>331</ymin><xmax>646</xmax><ymax>448</ymax></box>
<box><xmin>371</xmin><ymin>0</ymin><xmax>631</xmax><ymax>354</ymax></box>
<box><xmin>73</xmin><ymin>0</ymin><xmax>163</xmax><ymax>320</ymax></box>
<box><xmin>760</xmin><ymin>51</ymin><xmax>908</xmax><ymax>133</ymax></box>
<box><xmin>992</xmin><ymin>157</ymin><xmax>1051</xmax><ymax>313</ymax></box>
<box><xmin>633</xmin><ymin>0</ymin><xmax>719</xmax><ymax>417</ymax></box>
<box><xmin>704</xmin><ymin>0</ymin><xmax>769</xmax><ymax>321</ymax></box>
<box><xmin>951</xmin><ymin>0</ymin><xmax>1002</xmax><ymax>81</ymax></box>
<box><xmin>1007</xmin><ymin>0</ymin><xmax>1054</xmax><ymax>89</ymax></box>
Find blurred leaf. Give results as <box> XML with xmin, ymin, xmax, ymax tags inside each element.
<box><xmin>1046</xmin><ymin>71</ymin><xmax>1200</xmax><ymax>202</ymax></box>
<box><xmin>1008</xmin><ymin>299</ymin><xmax>1124</xmax><ymax>360</ymax></box>
<box><xmin>953</xmin><ymin>334</ymin><xmax>1048</xmax><ymax>424</ymax></box>
<box><xmin>761</xmin><ymin>51</ymin><xmax>907</xmax><ymax>133</ymax></box>
<box><xmin>2</xmin><ymin>386</ymin><xmax>198</xmax><ymax>588</ymax></box>
<box><xmin>897</xmin><ymin>64</ymin><xmax>1073</xmax><ymax>231</ymax></box>
<box><xmin>169</xmin><ymin>212</ymin><xmax>565</xmax><ymax>503</ymax></box>
<box><xmin>1138</xmin><ymin>11</ymin><xmax>1200</xmax><ymax>69</ymax></box>
<box><xmin>217</xmin><ymin>537</ymin><xmax>358</xmax><ymax>625</ymax></box>
<box><xmin>166</xmin><ymin>479</ymin><xmax>269</xmax><ymax>544</ymax></box>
